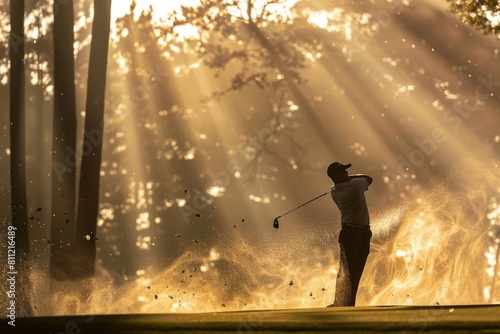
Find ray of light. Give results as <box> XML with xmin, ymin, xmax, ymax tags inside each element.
<box><xmin>83</xmin><ymin>0</ymin><xmax>500</xmax><ymax>315</ymax></box>
<box><xmin>111</xmin><ymin>0</ymin><xmax>199</xmax><ymax>23</ymax></box>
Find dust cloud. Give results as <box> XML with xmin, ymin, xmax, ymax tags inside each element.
<box><xmin>27</xmin><ymin>158</ymin><xmax>499</xmax><ymax>315</ymax></box>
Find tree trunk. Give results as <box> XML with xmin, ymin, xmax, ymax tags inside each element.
<box><xmin>9</xmin><ymin>0</ymin><xmax>33</xmax><ymax>317</ymax></box>
<box><xmin>50</xmin><ymin>0</ymin><xmax>78</xmax><ymax>280</ymax></box>
<box><xmin>75</xmin><ymin>0</ymin><xmax>112</xmax><ymax>279</ymax></box>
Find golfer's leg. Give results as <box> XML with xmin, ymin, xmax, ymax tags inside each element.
<box><xmin>348</xmin><ymin>229</ymin><xmax>372</xmax><ymax>304</ymax></box>
<box><xmin>341</xmin><ymin>228</ymin><xmax>364</xmax><ymax>306</ymax></box>
<box><xmin>333</xmin><ymin>231</ymin><xmax>351</xmax><ymax>306</ymax></box>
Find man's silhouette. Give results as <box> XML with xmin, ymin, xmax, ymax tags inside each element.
<box><xmin>327</xmin><ymin>162</ymin><xmax>372</xmax><ymax>307</ymax></box>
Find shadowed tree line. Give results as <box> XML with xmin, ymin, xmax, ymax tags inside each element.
<box><xmin>6</xmin><ymin>0</ymin><xmax>111</xmax><ymax>315</ymax></box>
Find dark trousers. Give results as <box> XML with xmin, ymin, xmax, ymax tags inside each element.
<box><xmin>334</xmin><ymin>226</ymin><xmax>372</xmax><ymax>306</ymax></box>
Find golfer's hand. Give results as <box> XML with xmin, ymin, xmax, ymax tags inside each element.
<box><xmin>349</xmin><ymin>174</ymin><xmax>373</xmax><ymax>186</ymax></box>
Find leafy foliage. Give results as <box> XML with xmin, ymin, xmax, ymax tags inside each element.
<box><xmin>447</xmin><ymin>0</ymin><xmax>500</xmax><ymax>37</ymax></box>
<box><xmin>164</xmin><ymin>0</ymin><xmax>352</xmax><ymax>99</ymax></box>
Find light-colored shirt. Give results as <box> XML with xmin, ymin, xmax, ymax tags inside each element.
<box><xmin>330</xmin><ymin>178</ymin><xmax>370</xmax><ymax>226</ymax></box>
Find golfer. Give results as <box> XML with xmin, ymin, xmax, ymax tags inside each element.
<box><xmin>327</xmin><ymin>162</ymin><xmax>372</xmax><ymax>307</ymax></box>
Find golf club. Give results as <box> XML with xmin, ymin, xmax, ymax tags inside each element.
<box><xmin>273</xmin><ymin>190</ymin><xmax>330</xmax><ymax>229</ymax></box>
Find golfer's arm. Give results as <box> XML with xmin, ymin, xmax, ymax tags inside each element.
<box><xmin>349</xmin><ymin>174</ymin><xmax>373</xmax><ymax>186</ymax></box>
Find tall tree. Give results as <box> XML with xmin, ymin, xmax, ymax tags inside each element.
<box><xmin>75</xmin><ymin>0</ymin><xmax>112</xmax><ymax>278</ymax></box>
<box><xmin>9</xmin><ymin>0</ymin><xmax>33</xmax><ymax>317</ymax></box>
<box><xmin>50</xmin><ymin>0</ymin><xmax>78</xmax><ymax>280</ymax></box>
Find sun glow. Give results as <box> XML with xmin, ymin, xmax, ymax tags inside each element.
<box><xmin>111</xmin><ymin>0</ymin><xmax>199</xmax><ymax>23</ymax></box>
<box><xmin>10</xmin><ymin>0</ymin><xmax>500</xmax><ymax>319</ymax></box>
<box><xmin>111</xmin><ymin>0</ymin><xmax>300</xmax><ymax>23</ymax></box>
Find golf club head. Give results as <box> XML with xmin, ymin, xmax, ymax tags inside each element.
<box><xmin>273</xmin><ymin>217</ymin><xmax>279</xmax><ymax>229</ymax></box>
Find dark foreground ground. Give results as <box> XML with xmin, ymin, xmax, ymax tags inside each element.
<box><xmin>7</xmin><ymin>304</ymin><xmax>500</xmax><ymax>333</ymax></box>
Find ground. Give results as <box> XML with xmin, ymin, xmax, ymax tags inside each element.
<box><xmin>9</xmin><ymin>304</ymin><xmax>500</xmax><ymax>333</ymax></box>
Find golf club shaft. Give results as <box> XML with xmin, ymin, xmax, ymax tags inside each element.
<box><xmin>278</xmin><ymin>191</ymin><xmax>330</xmax><ymax>218</ymax></box>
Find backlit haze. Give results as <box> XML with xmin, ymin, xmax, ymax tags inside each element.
<box><xmin>0</xmin><ymin>0</ymin><xmax>499</xmax><ymax>316</ymax></box>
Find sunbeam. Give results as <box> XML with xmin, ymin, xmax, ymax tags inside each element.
<box><xmin>1</xmin><ymin>0</ymin><xmax>499</xmax><ymax>322</ymax></box>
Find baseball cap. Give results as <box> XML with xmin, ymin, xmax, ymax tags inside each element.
<box><xmin>327</xmin><ymin>162</ymin><xmax>351</xmax><ymax>178</ymax></box>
